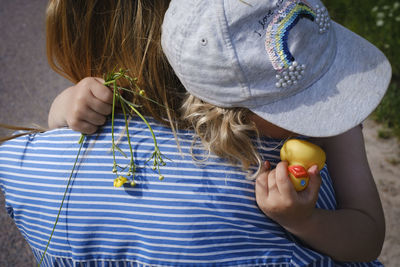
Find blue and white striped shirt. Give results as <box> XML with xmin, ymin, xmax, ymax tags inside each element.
<box><xmin>0</xmin><ymin>115</ymin><xmax>382</xmax><ymax>266</ymax></box>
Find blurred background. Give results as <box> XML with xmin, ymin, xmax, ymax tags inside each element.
<box><xmin>0</xmin><ymin>1</ymin><xmax>70</xmax><ymax>266</ymax></box>
<box><xmin>325</xmin><ymin>0</ymin><xmax>400</xmax><ymax>138</ymax></box>
<box><xmin>0</xmin><ymin>0</ymin><xmax>399</xmax><ymax>266</ymax></box>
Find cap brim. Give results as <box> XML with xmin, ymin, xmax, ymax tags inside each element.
<box><xmin>251</xmin><ymin>22</ymin><xmax>392</xmax><ymax>137</ymax></box>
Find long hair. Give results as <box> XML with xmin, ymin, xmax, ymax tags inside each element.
<box><xmin>4</xmin><ymin>0</ymin><xmax>263</xmax><ymax>174</ymax></box>
<box><xmin>46</xmin><ymin>0</ymin><xmax>185</xmax><ymax>127</ymax></box>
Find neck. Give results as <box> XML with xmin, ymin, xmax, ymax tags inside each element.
<box><xmin>249</xmin><ymin>114</ymin><xmax>296</xmax><ymax>139</ymax></box>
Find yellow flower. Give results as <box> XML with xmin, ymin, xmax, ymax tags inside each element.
<box><xmin>114</xmin><ymin>176</ymin><xmax>128</xmax><ymax>187</ymax></box>
<box><xmin>159</xmin><ymin>175</ymin><xmax>164</xmax><ymax>181</ymax></box>
<box><xmin>130</xmin><ymin>180</ymin><xmax>136</xmax><ymax>187</ymax></box>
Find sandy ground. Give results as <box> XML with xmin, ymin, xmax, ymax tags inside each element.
<box><xmin>0</xmin><ymin>0</ymin><xmax>399</xmax><ymax>266</ymax></box>
<box><xmin>363</xmin><ymin>120</ymin><xmax>400</xmax><ymax>265</ymax></box>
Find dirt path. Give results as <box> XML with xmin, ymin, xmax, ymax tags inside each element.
<box><xmin>363</xmin><ymin>119</ymin><xmax>400</xmax><ymax>266</ymax></box>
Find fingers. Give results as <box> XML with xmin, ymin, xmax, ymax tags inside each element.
<box><xmin>83</xmin><ymin>108</ymin><xmax>108</xmax><ymax>126</ymax></box>
<box><xmin>257</xmin><ymin>161</ymin><xmax>294</xmax><ymax>195</ymax></box>
<box><xmin>255</xmin><ymin>161</ymin><xmax>271</xmax><ymax>205</ymax></box>
<box><xmin>83</xmin><ymin>78</ymin><xmax>113</xmax><ymax>115</ymax></box>
<box><xmin>71</xmin><ymin>77</ymin><xmax>113</xmax><ymax>133</ymax></box>
<box><xmin>275</xmin><ymin>161</ymin><xmax>296</xmax><ymax>197</ymax></box>
<box><xmin>257</xmin><ymin>161</ymin><xmax>319</xmax><ymax>200</ymax></box>
<box><xmin>256</xmin><ymin>161</ymin><xmax>271</xmax><ymax>188</ymax></box>
<box><xmin>68</xmin><ymin>119</ymin><xmax>99</xmax><ymax>134</ymax></box>
<box><xmin>305</xmin><ymin>165</ymin><xmax>322</xmax><ymax>201</ymax></box>
<box><xmin>67</xmin><ymin>103</ymin><xmax>108</xmax><ymax>132</ymax></box>
<box><xmin>267</xmin><ymin>167</ymin><xmax>277</xmax><ymax>193</ymax></box>
<box><xmin>86</xmin><ymin>95</ymin><xmax>113</xmax><ymax>116</ymax></box>
<box><xmin>77</xmin><ymin>77</ymin><xmax>113</xmax><ymax>115</ymax></box>
<box><xmin>90</xmin><ymin>77</ymin><xmax>113</xmax><ymax>105</ymax></box>
<box><xmin>255</xmin><ymin>161</ymin><xmax>321</xmax><ymax>228</ymax></box>
<box><xmin>262</xmin><ymin>160</ymin><xmax>271</xmax><ymax>171</ymax></box>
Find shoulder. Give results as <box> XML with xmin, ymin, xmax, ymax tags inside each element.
<box><xmin>309</xmin><ymin>124</ymin><xmax>364</xmax><ymax>152</ymax></box>
<box><xmin>0</xmin><ymin>127</ymin><xmax>79</xmax><ymax>149</ymax></box>
<box><xmin>308</xmin><ymin>125</ymin><xmax>369</xmax><ymax>185</ymax></box>
<box><xmin>0</xmin><ymin>128</ymin><xmax>82</xmax><ymax>178</ymax></box>
<box><xmin>0</xmin><ymin>114</ymin><xmax>179</xmax><ymax>150</ymax></box>
<box><xmin>309</xmin><ymin>125</ymin><xmax>376</xmax><ymax>203</ymax></box>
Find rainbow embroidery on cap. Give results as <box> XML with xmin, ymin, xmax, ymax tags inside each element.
<box><xmin>265</xmin><ymin>0</ymin><xmax>330</xmax><ymax>88</ymax></box>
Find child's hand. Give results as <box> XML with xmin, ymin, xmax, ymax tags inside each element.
<box><xmin>48</xmin><ymin>77</ymin><xmax>113</xmax><ymax>134</ymax></box>
<box><xmin>255</xmin><ymin>161</ymin><xmax>321</xmax><ymax>232</ymax></box>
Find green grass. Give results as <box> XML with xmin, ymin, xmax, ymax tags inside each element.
<box><xmin>324</xmin><ymin>0</ymin><xmax>400</xmax><ymax>139</ymax></box>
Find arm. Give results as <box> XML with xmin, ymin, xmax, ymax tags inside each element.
<box><xmin>48</xmin><ymin>77</ymin><xmax>113</xmax><ymax>134</ymax></box>
<box><xmin>255</xmin><ymin>125</ymin><xmax>385</xmax><ymax>262</ymax></box>
<box><xmin>306</xmin><ymin>125</ymin><xmax>385</xmax><ymax>261</ymax></box>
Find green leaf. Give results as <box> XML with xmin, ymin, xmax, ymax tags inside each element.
<box><xmin>114</xmin><ymin>144</ymin><xmax>128</xmax><ymax>158</ymax></box>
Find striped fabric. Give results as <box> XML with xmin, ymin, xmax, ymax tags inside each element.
<box><xmin>0</xmin><ymin>115</ymin><xmax>382</xmax><ymax>266</ymax></box>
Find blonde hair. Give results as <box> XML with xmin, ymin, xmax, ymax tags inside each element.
<box><xmin>181</xmin><ymin>95</ymin><xmax>263</xmax><ymax>176</ymax></box>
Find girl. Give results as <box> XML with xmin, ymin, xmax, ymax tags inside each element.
<box><xmin>1</xmin><ymin>0</ymin><xmax>390</xmax><ymax>266</ymax></box>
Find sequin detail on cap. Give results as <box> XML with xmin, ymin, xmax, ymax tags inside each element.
<box><xmin>265</xmin><ymin>0</ymin><xmax>331</xmax><ymax>88</ymax></box>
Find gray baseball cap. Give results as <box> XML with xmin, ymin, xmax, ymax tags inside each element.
<box><xmin>161</xmin><ymin>0</ymin><xmax>391</xmax><ymax>137</ymax></box>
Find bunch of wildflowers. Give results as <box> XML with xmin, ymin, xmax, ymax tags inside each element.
<box><xmin>103</xmin><ymin>68</ymin><xmax>167</xmax><ymax>187</ymax></box>
<box><xmin>39</xmin><ymin>69</ymin><xmax>167</xmax><ymax>266</ymax></box>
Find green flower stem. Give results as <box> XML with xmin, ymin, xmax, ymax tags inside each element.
<box><xmin>126</xmin><ymin>101</ymin><xmax>164</xmax><ymax>176</ymax></box>
<box><xmin>78</xmin><ymin>134</ymin><xmax>85</xmax><ymax>144</ymax></box>
<box><xmin>38</xmin><ymin>136</ymin><xmax>85</xmax><ymax>267</ymax></box>
<box><xmin>109</xmin><ymin>85</ymin><xmax>166</xmax><ymax>109</ymax></box>
<box><xmin>111</xmin><ymin>81</ymin><xmax>117</xmax><ymax>172</ymax></box>
<box><xmin>127</xmin><ymin>103</ymin><xmax>159</xmax><ymax>153</ymax></box>
<box><xmin>39</xmin><ymin>68</ymin><xmax>168</xmax><ymax>264</ymax></box>
<box><xmin>119</xmin><ymin>93</ymin><xmax>135</xmax><ymax>175</ymax></box>
<box><xmin>103</xmin><ymin>80</ymin><xmax>115</xmax><ymax>86</ymax></box>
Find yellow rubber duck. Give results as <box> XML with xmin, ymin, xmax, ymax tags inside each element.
<box><xmin>280</xmin><ymin>139</ymin><xmax>326</xmax><ymax>191</ymax></box>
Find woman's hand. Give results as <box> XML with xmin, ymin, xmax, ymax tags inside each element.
<box><xmin>255</xmin><ymin>161</ymin><xmax>321</xmax><ymax>230</ymax></box>
<box><xmin>48</xmin><ymin>77</ymin><xmax>113</xmax><ymax>134</ymax></box>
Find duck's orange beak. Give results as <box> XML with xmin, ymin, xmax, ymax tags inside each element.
<box><xmin>288</xmin><ymin>165</ymin><xmax>308</xmax><ymax>178</ymax></box>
